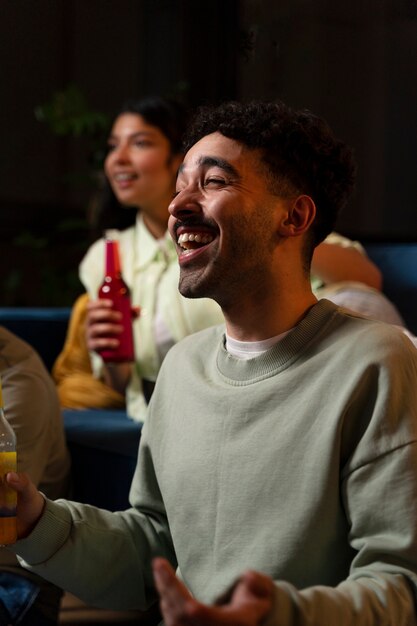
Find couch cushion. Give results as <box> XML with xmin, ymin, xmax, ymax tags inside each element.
<box><xmin>63</xmin><ymin>409</ymin><xmax>142</xmax><ymax>512</ymax></box>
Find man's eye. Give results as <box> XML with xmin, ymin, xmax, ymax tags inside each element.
<box><xmin>134</xmin><ymin>140</ymin><xmax>152</xmax><ymax>148</ymax></box>
<box><xmin>204</xmin><ymin>177</ymin><xmax>226</xmax><ymax>187</ymax></box>
<box><xmin>107</xmin><ymin>143</ymin><xmax>117</xmax><ymax>153</ymax></box>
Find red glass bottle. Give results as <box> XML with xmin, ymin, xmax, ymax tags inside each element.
<box><xmin>97</xmin><ymin>239</ymin><xmax>134</xmax><ymax>362</ymax></box>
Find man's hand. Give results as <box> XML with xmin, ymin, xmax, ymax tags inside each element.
<box><xmin>152</xmin><ymin>558</ymin><xmax>274</xmax><ymax>626</ymax></box>
<box><xmin>6</xmin><ymin>472</ymin><xmax>45</xmax><ymax>541</ymax></box>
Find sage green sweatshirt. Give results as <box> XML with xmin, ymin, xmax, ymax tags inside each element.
<box><xmin>14</xmin><ymin>300</ymin><xmax>417</xmax><ymax>625</ymax></box>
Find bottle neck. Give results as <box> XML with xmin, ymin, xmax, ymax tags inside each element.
<box><xmin>105</xmin><ymin>239</ymin><xmax>122</xmax><ymax>277</ymax></box>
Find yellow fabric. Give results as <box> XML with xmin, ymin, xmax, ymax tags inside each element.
<box><xmin>52</xmin><ymin>293</ymin><xmax>125</xmax><ymax>410</ymax></box>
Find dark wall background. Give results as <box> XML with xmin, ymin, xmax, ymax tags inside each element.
<box><xmin>1</xmin><ymin>0</ymin><xmax>416</xmax><ymax>305</ymax></box>
<box><xmin>237</xmin><ymin>0</ymin><xmax>417</xmax><ymax>240</ymax></box>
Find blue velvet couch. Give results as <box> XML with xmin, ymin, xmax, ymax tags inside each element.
<box><xmin>1</xmin><ymin>242</ymin><xmax>416</xmax><ymax>512</ymax></box>
<box><xmin>364</xmin><ymin>243</ymin><xmax>417</xmax><ymax>334</ymax></box>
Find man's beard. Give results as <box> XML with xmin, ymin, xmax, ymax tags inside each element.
<box><xmin>178</xmin><ymin>236</ymin><xmax>275</xmax><ymax>309</ymax></box>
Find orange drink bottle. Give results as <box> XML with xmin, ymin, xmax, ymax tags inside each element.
<box><xmin>0</xmin><ymin>375</ymin><xmax>17</xmax><ymax>545</ymax></box>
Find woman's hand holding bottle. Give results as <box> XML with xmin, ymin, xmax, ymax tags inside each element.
<box><xmin>86</xmin><ymin>298</ymin><xmax>128</xmax><ymax>355</ymax></box>
<box><xmin>85</xmin><ymin>298</ymin><xmax>140</xmax><ymax>395</ymax></box>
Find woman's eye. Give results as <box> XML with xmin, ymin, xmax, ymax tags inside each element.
<box><xmin>107</xmin><ymin>143</ymin><xmax>117</xmax><ymax>152</ymax></box>
<box><xmin>134</xmin><ymin>140</ymin><xmax>152</xmax><ymax>148</ymax></box>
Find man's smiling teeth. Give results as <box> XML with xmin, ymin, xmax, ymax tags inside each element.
<box><xmin>177</xmin><ymin>232</ymin><xmax>214</xmax><ymax>249</ymax></box>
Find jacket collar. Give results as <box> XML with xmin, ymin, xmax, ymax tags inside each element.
<box><xmin>134</xmin><ymin>214</ymin><xmax>178</xmax><ymax>270</ymax></box>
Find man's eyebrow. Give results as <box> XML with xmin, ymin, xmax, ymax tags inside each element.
<box><xmin>178</xmin><ymin>156</ymin><xmax>240</xmax><ymax>179</ymax></box>
<box><xmin>199</xmin><ymin>156</ymin><xmax>240</xmax><ymax>178</ymax></box>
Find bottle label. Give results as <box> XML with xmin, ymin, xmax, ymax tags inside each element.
<box><xmin>0</xmin><ymin>451</ymin><xmax>17</xmax><ymax>517</ymax></box>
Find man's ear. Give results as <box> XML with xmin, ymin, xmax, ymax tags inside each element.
<box><xmin>278</xmin><ymin>195</ymin><xmax>316</xmax><ymax>237</ymax></box>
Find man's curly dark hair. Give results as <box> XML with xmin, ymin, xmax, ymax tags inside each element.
<box><xmin>183</xmin><ymin>101</ymin><xmax>356</xmax><ymax>256</ymax></box>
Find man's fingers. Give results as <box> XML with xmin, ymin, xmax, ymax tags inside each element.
<box><xmin>6</xmin><ymin>472</ymin><xmax>46</xmax><ymax>539</ymax></box>
<box><xmin>153</xmin><ymin>558</ymin><xmax>190</xmax><ymax>604</ymax></box>
<box><xmin>153</xmin><ymin>558</ymin><xmax>177</xmax><ymax>593</ymax></box>
<box><xmin>153</xmin><ymin>559</ymin><xmax>274</xmax><ymax>626</ymax></box>
<box><xmin>7</xmin><ymin>471</ymin><xmax>42</xmax><ymax>508</ymax></box>
<box><xmin>239</xmin><ymin>570</ymin><xmax>275</xmax><ymax>600</ymax></box>
<box><xmin>216</xmin><ymin>570</ymin><xmax>274</xmax><ymax>608</ymax></box>
<box><xmin>153</xmin><ymin>558</ymin><xmax>195</xmax><ymax>625</ymax></box>
<box><xmin>6</xmin><ymin>471</ymin><xmax>30</xmax><ymax>495</ymax></box>
<box><xmin>228</xmin><ymin>572</ymin><xmax>274</xmax><ymax>624</ymax></box>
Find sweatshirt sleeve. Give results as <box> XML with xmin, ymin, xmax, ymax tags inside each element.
<box><xmin>264</xmin><ymin>573</ymin><xmax>415</xmax><ymax>625</ymax></box>
<box><xmin>12</xmin><ymin>421</ymin><xmax>176</xmax><ymax>611</ymax></box>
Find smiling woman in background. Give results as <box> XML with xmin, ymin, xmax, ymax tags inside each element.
<box><xmin>53</xmin><ymin>96</ymin><xmax>224</xmax><ymax>421</ymax></box>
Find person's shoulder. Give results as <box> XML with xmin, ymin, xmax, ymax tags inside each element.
<box><xmin>112</xmin><ymin>224</ymin><xmax>136</xmax><ymax>247</ymax></box>
<box><xmin>324</xmin><ymin>231</ymin><xmax>364</xmax><ymax>253</ymax></box>
<box><xmin>334</xmin><ymin>306</ymin><xmax>417</xmax><ymax>360</ymax></box>
<box><xmin>79</xmin><ymin>236</ymin><xmax>105</xmax><ymax>272</ymax></box>
<box><xmin>165</xmin><ymin>323</ymin><xmax>225</xmax><ymax>358</ymax></box>
<box><xmin>0</xmin><ymin>326</ymin><xmax>60</xmax><ymax>415</ymax></box>
<box><xmin>0</xmin><ymin>325</ymin><xmax>37</xmax><ymax>367</ymax></box>
<box><xmin>337</xmin><ymin>305</ymin><xmax>403</xmax><ymax>335</ymax></box>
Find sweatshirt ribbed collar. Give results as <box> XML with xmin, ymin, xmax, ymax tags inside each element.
<box><xmin>216</xmin><ymin>299</ymin><xmax>339</xmax><ymax>384</ymax></box>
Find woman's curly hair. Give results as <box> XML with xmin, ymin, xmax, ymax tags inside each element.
<box><xmin>183</xmin><ymin>101</ymin><xmax>356</xmax><ymax>254</ymax></box>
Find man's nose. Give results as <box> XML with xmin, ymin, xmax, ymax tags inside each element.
<box><xmin>168</xmin><ymin>189</ymin><xmax>201</xmax><ymax>218</ymax></box>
